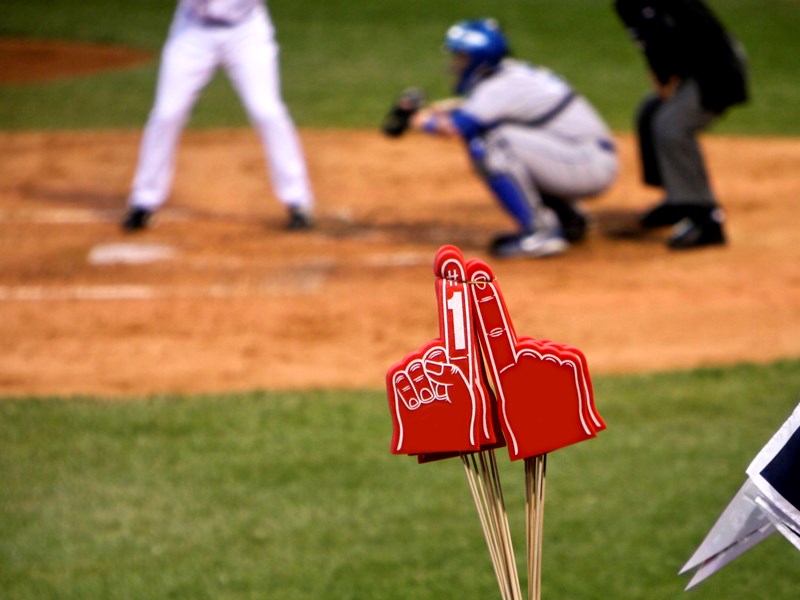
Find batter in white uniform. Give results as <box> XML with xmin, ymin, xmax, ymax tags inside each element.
<box><xmin>411</xmin><ymin>19</ymin><xmax>618</xmax><ymax>258</ymax></box>
<box><xmin>122</xmin><ymin>0</ymin><xmax>315</xmax><ymax>231</ymax></box>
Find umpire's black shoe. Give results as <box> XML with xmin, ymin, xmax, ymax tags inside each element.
<box><xmin>121</xmin><ymin>207</ymin><xmax>152</xmax><ymax>232</ymax></box>
<box><xmin>286</xmin><ymin>205</ymin><xmax>314</xmax><ymax>231</ymax></box>
<box><xmin>542</xmin><ymin>195</ymin><xmax>588</xmax><ymax>243</ymax></box>
<box><xmin>640</xmin><ymin>200</ymin><xmax>697</xmax><ymax>229</ymax></box>
<box><xmin>668</xmin><ymin>209</ymin><xmax>727</xmax><ymax>250</ymax></box>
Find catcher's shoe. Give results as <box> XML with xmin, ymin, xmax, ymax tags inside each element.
<box><xmin>286</xmin><ymin>205</ymin><xmax>314</xmax><ymax>231</ymax></box>
<box><xmin>490</xmin><ymin>229</ymin><xmax>568</xmax><ymax>259</ymax></box>
<box><xmin>668</xmin><ymin>209</ymin><xmax>726</xmax><ymax>250</ymax></box>
<box><xmin>542</xmin><ymin>195</ymin><xmax>588</xmax><ymax>243</ymax></box>
<box><xmin>121</xmin><ymin>207</ymin><xmax>152</xmax><ymax>232</ymax></box>
<box><xmin>640</xmin><ymin>200</ymin><xmax>697</xmax><ymax>229</ymax></box>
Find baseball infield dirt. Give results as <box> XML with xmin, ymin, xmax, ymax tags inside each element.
<box><xmin>1</xmin><ymin>40</ymin><xmax>799</xmax><ymax>398</ymax></box>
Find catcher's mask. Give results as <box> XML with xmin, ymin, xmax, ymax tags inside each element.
<box><xmin>444</xmin><ymin>18</ymin><xmax>509</xmax><ymax>94</ymax></box>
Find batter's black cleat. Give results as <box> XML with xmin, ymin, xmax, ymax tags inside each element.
<box><xmin>542</xmin><ymin>195</ymin><xmax>588</xmax><ymax>243</ymax></box>
<box><xmin>668</xmin><ymin>209</ymin><xmax>727</xmax><ymax>250</ymax></box>
<box><xmin>640</xmin><ymin>200</ymin><xmax>697</xmax><ymax>229</ymax></box>
<box><xmin>121</xmin><ymin>207</ymin><xmax>152</xmax><ymax>232</ymax></box>
<box><xmin>286</xmin><ymin>205</ymin><xmax>314</xmax><ymax>231</ymax></box>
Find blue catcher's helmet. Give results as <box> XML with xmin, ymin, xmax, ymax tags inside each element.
<box><xmin>444</xmin><ymin>19</ymin><xmax>510</xmax><ymax>94</ymax></box>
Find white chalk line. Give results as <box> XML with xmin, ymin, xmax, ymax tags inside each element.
<box><xmin>0</xmin><ymin>209</ymin><xmax>121</xmax><ymax>224</ymax></box>
<box><xmin>0</xmin><ymin>251</ymin><xmax>429</xmax><ymax>302</ymax></box>
<box><xmin>88</xmin><ymin>243</ymin><xmax>177</xmax><ymax>265</ymax></box>
<box><xmin>0</xmin><ymin>206</ymin><xmax>432</xmax><ymax>301</ymax></box>
<box><xmin>0</xmin><ymin>209</ymin><xmax>189</xmax><ymax>225</ymax></box>
<box><xmin>0</xmin><ymin>282</ymin><xmax>324</xmax><ymax>302</ymax></box>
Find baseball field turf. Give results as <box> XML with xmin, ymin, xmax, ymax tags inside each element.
<box><xmin>2</xmin><ymin>1</ymin><xmax>800</xmax><ymax>599</ymax></box>
<box><xmin>2</xmin><ymin>0</ymin><xmax>800</xmax><ymax>133</ymax></box>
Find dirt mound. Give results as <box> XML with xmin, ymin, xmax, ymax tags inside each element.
<box><xmin>1</xmin><ymin>128</ymin><xmax>799</xmax><ymax>397</ymax></box>
<box><xmin>0</xmin><ymin>37</ymin><xmax>151</xmax><ymax>83</ymax></box>
<box><xmin>1</xmin><ymin>37</ymin><xmax>798</xmax><ymax>397</ymax></box>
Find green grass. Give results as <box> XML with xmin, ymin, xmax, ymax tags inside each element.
<box><xmin>2</xmin><ymin>360</ymin><xmax>800</xmax><ymax>599</ymax></box>
<box><xmin>2</xmin><ymin>2</ymin><xmax>800</xmax><ymax>596</ymax></box>
<box><xmin>1</xmin><ymin>0</ymin><xmax>800</xmax><ymax>133</ymax></box>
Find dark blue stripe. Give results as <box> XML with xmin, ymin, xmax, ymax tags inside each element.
<box><xmin>761</xmin><ymin>426</ymin><xmax>800</xmax><ymax>511</ymax></box>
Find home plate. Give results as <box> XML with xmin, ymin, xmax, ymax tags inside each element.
<box><xmin>88</xmin><ymin>243</ymin><xmax>177</xmax><ymax>265</ymax></box>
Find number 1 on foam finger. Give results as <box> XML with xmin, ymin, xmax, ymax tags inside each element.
<box><xmin>447</xmin><ymin>291</ymin><xmax>466</xmax><ymax>351</ymax></box>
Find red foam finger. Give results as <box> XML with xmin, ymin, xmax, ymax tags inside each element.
<box><xmin>474</xmin><ymin>353</ymin><xmax>503</xmax><ymax>448</ymax></box>
<box><xmin>386</xmin><ymin>246</ymin><xmax>499</xmax><ymax>457</ymax></box>
<box><xmin>436</xmin><ymin>264</ymin><xmax>471</xmax><ymax>367</ymax></box>
<box><xmin>467</xmin><ymin>266</ymin><xmax>602</xmax><ymax>460</ymax></box>
<box><xmin>533</xmin><ymin>340</ymin><xmax>599</xmax><ymax>437</ymax></box>
<box><xmin>387</xmin><ymin>341</ymin><xmax>480</xmax><ymax>455</ymax></box>
<box><xmin>436</xmin><ymin>247</ymin><xmax>501</xmax><ymax>447</ymax></box>
<box><xmin>432</xmin><ymin>244</ymin><xmax>466</xmax><ymax>279</ymax></box>
<box><xmin>466</xmin><ymin>259</ymin><xmax>518</xmax><ymax>374</ymax></box>
<box><xmin>536</xmin><ymin>339</ymin><xmax>604</xmax><ymax>433</ymax></box>
<box><xmin>506</xmin><ymin>341</ymin><xmax>597</xmax><ymax>458</ymax></box>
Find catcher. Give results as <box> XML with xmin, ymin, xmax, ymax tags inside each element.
<box><xmin>382</xmin><ymin>19</ymin><xmax>619</xmax><ymax>258</ymax></box>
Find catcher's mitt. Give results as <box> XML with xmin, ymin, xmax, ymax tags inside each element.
<box><xmin>381</xmin><ymin>87</ymin><xmax>426</xmax><ymax>137</ymax></box>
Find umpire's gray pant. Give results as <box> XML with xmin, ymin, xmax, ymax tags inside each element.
<box><xmin>640</xmin><ymin>79</ymin><xmax>719</xmax><ymax>207</ymax></box>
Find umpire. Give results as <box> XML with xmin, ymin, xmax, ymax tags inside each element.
<box><xmin>615</xmin><ymin>0</ymin><xmax>748</xmax><ymax>249</ymax></box>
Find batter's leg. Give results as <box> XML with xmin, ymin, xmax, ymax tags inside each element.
<box><xmin>223</xmin><ymin>10</ymin><xmax>315</xmax><ymax>219</ymax></box>
<box><xmin>128</xmin><ymin>20</ymin><xmax>219</xmax><ymax>213</ymax></box>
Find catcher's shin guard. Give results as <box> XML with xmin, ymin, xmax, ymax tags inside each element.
<box><xmin>486</xmin><ymin>172</ymin><xmax>534</xmax><ymax>230</ymax></box>
<box><xmin>470</xmin><ymin>135</ymin><xmax>557</xmax><ymax>234</ymax></box>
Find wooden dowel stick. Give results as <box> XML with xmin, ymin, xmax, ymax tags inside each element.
<box><xmin>525</xmin><ymin>454</ymin><xmax>547</xmax><ymax>600</ymax></box>
<box><xmin>481</xmin><ymin>451</ymin><xmax>522</xmax><ymax>600</ymax></box>
<box><xmin>462</xmin><ymin>453</ymin><xmax>512</xmax><ymax>600</ymax></box>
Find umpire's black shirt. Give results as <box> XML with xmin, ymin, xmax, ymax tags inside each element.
<box><xmin>614</xmin><ymin>0</ymin><xmax>749</xmax><ymax>113</ymax></box>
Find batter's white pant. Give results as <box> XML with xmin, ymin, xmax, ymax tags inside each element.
<box><xmin>129</xmin><ymin>5</ymin><xmax>314</xmax><ymax>212</ymax></box>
